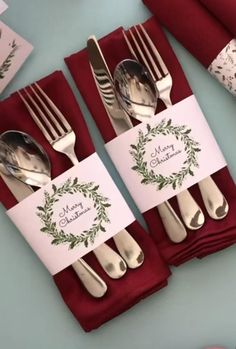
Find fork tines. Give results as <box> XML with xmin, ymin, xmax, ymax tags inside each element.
<box><xmin>17</xmin><ymin>83</ymin><xmax>71</xmax><ymax>144</ymax></box>
<box><xmin>123</xmin><ymin>24</ymin><xmax>168</xmax><ymax>82</ymax></box>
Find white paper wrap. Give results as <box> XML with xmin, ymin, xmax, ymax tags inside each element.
<box><xmin>7</xmin><ymin>153</ymin><xmax>135</xmax><ymax>275</ymax></box>
<box><xmin>208</xmin><ymin>38</ymin><xmax>236</xmax><ymax>96</ymax></box>
<box><xmin>105</xmin><ymin>96</ymin><xmax>226</xmax><ymax>213</ymax></box>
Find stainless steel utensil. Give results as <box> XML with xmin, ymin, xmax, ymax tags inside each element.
<box><xmin>87</xmin><ymin>36</ymin><xmax>187</xmax><ymax>243</ymax></box>
<box><xmin>87</xmin><ymin>35</ymin><xmax>133</xmax><ymax>136</ymax></box>
<box><xmin>123</xmin><ymin>24</ymin><xmax>229</xmax><ymax>221</ymax></box>
<box><xmin>114</xmin><ymin>59</ymin><xmax>157</xmax><ymax>121</ymax></box>
<box><xmin>17</xmin><ymin>83</ymin><xmax>144</xmax><ymax>269</ymax></box>
<box><xmin>0</xmin><ymin>136</ymin><xmax>108</xmax><ymax>298</ymax></box>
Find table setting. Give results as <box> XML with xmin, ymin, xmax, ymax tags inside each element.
<box><xmin>1</xmin><ymin>0</ymin><xmax>236</xmax><ymax>348</ymax></box>
<box><xmin>66</xmin><ymin>17</ymin><xmax>236</xmax><ymax>266</ymax></box>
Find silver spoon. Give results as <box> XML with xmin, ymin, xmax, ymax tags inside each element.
<box><xmin>0</xmin><ymin>130</ymin><xmax>127</xmax><ymax>280</ymax></box>
<box><xmin>114</xmin><ymin>59</ymin><xmax>205</xmax><ymax>233</ymax></box>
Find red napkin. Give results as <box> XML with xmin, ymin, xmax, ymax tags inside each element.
<box><xmin>65</xmin><ymin>17</ymin><xmax>236</xmax><ymax>266</ymax></box>
<box><xmin>0</xmin><ymin>71</ymin><xmax>171</xmax><ymax>331</ymax></box>
<box><xmin>200</xmin><ymin>0</ymin><xmax>236</xmax><ymax>37</ymax></box>
<box><xmin>142</xmin><ymin>0</ymin><xmax>233</xmax><ymax>68</ymax></box>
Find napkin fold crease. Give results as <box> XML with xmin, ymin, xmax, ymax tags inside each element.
<box><xmin>200</xmin><ymin>0</ymin><xmax>236</xmax><ymax>37</ymax></box>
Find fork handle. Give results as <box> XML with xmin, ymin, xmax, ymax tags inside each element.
<box><xmin>161</xmin><ymin>94</ymin><xmax>172</xmax><ymax>108</ymax></box>
<box><xmin>72</xmin><ymin>258</ymin><xmax>107</xmax><ymax>298</ymax></box>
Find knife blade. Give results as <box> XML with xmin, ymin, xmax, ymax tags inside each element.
<box><xmin>0</xmin><ymin>172</ymin><xmax>34</xmax><ymax>201</ymax></box>
<box><xmin>87</xmin><ymin>35</ymin><xmax>133</xmax><ymax>135</ymax></box>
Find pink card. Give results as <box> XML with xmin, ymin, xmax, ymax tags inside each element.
<box><xmin>0</xmin><ymin>1</ymin><xmax>7</xmax><ymax>14</ymax></box>
<box><xmin>0</xmin><ymin>21</ymin><xmax>33</xmax><ymax>94</ymax></box>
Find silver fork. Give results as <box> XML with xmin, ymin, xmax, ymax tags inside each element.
<box><xmin>123</xmin><ymin>25</ymin><xmax>208</xmax><ymax>230</ymax></box>
<box><xmin>123</xmin><ymin>24</ymin><xmax>229</xmax><ymax>221</ymax></box>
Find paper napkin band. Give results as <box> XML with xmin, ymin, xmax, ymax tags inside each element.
<box><xmin>208</xmin><ymin>38</ymin><xmax>236</xmax><ymax>96</ymax></box>
<box><xmin>105</xmin><ymin>96</ymin><xmax>226</xmax><ymax>213</ymax></box>
<box><xmin>7</xmin><ymin>154</ymin><xmax>135</xmax><ymax>274</ymax></box>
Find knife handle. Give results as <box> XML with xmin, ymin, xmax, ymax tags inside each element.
<box><xmin>72</xmin><ymin>258</ymin><xmax>107</xmax><ymax>298</ymax></box>
<box><xmin>157</xmin><ymin>201</ymin><xmax>187</xmax><ymax>243</ymax></box>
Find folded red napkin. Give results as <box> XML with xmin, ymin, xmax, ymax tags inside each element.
<box><xmin>142</xmin><ymin>0</ymin><xmax>233</xmax><ymax>67</ymax></box>
<box><xmin>142</xmin><ymin>0</ymin><xmax>234</xmax><ymax>78</ymax></box>
<box><xmin>200</xmin><ymin>0</ymin><xmax>236</xmax><ymax>37</ymax></box>
<box><xmin>0</xmin><ymin>70</ymin><xmax>171</xmax><ymax>331</ymax></box>
<box><xmin>65</xmin><ymin>17</ymin><xmax>236</xmax><ymax>266</ymax></box>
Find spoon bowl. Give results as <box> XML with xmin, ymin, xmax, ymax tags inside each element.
<box><xmin>0</xmin><ymin>131</ymin><xmax>51</xmax><ymax>187</ymax></box>
<box><xmin>114</xmin><ymin>59</ymin><xmax>158</xmax><ymax>122</ymax></box>
<box><xmin>0</xmin><ymin>140</ymin><xmax>15</xmax><ymax>176</ymax></box>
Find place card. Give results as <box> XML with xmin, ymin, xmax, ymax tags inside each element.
<box><xmin>0</xmin><ymin>1</ymin><xmax>7</xmax><ymax>14</ymax></box>
<box><xmin>0</xmin><ymin>21</ymin><xmax>33</xmax><ymax>94</ymax></box>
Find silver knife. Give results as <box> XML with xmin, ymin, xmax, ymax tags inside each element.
<box><xmin>87</xmin><ymin>36</ymin><xmax>147</xmax><ymax>267</ymax></box>
<box><xmin>87</xmin><ymin>35</ymin><xmax>133</xmax><ymax>135</ymax></box>
<box><xmin>0</xmin><ymin>172</ymin><xmax>108</xmax><ymax>297</ymax></box>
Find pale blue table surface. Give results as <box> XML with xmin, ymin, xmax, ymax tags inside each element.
<box><xmin>1</xmin><ymin>1</ymin><xmax>236</xmax><ymax>348</ymax></box>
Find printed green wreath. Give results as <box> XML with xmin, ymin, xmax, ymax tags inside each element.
<box><xmin>130</xmin><ymin>119</ymin><xmax>201</xmax><ymax>190</ymax></box>
<box><xmin>0</xmin><ymin>39</ymin><xmax>18</xmax><ymax>80</ymax></box>
<box><xmin>36</xmin><ymin>178</ymin><xmax>111</xmax><ymax>249</ymax></box>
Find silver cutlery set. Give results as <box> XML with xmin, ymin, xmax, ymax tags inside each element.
<box><xmin>0</xmin><ymin>83</ymin><xmax>144</xmax><ymax>298</ymax></box>
<box><xmin>0</xmin><ymin>23</ymin><xmax>229</xmax><ymax>298</ymax></box>
<box><xmin>87</xmin><ymin>24</ymin><xmax>229</xmax><ymax>240</ymax></box>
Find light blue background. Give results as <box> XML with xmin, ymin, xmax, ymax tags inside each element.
<box><xmin>1</xmin><ymin>1</ymin><xmax>236</xmax><ymax>348</ymax></box>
